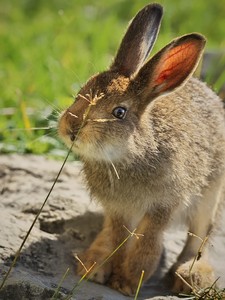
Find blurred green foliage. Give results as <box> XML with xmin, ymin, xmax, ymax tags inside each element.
<box><xmin>0</xmin><ymin>0</ymin><xmax>225</xmax><ymax>157</ymax></box>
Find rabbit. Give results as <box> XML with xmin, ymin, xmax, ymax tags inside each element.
<box><xmin>58</xmin><ymin>3</ymin><xmax>225</xmax><ymax>296</ymax></box>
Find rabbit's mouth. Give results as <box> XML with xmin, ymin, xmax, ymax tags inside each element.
<box><xmin>58</xmin><ymin>108</ymin><xmax>129</xmax><ymax>162</ymax></box>
<box><xmin>68</xmin><ymin>127</ymin><xmax>82</xmax><ymax>142</ymax></box>
<box><xmin>82</xmin><ymin>143</ymin><xmax>127</xmax><ymax>163</ymax></box>
<box><xmin>67</xmin><ymin>134</ymin><xmax>127</xmax><ymax>163</ymax></box>
<box><xmin>58</xmin><ymin>108</ymin><xmax>85</xmax><ymax>144</ymax></box>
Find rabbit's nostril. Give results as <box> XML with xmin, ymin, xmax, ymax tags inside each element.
<box><xmin>68</xmin><ymin>127</ymin><xmax>81</xmax><ymax>142</ymax></box>
<box><xmin>70</xmin><ymin>133</ymin><xmax>76</xmax><ymax>142</ymax></box>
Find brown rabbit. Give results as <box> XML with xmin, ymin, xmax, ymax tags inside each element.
<box><xmin>58</xmin><ymin>3</ymin><xmax>225</xmax><ymax>296</ymax></box>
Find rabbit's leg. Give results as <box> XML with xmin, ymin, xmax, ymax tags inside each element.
<box><xmin>108</xmin><ymin>209</ymin><xmax>170</xmax><ymax>296</ymax></box>
<box><xmin>76</xmin><ymin>215</ymin><xmax>113</xmax><ymax>283</ymax></box>
<box><xmin>76</xmin><ymin>214</ymin><xmax>126</xmax><ymax>284</ymax></box>
<box><xmin>172</xmin><ymin>174</ymin><xmax>224</xmax><ymax>293</ymax></box>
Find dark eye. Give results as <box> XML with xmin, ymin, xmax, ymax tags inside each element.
<box><xmin>112</xmin><ymin>107</ymin><xmax>127</xmax><ymax>119</ymax></box>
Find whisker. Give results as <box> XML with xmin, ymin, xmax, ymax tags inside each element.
<box><xmin>69</xmin><ymin>70</ymin><xmax>83</xmax><ymax>90</ymax></box>
<box><xmin>40</xmin><ymin>97</ymin><xmax>64</xmax><ymax>115</ymax></box>
<box><xmin>27</xmin><ymin>130</ymin><xmax>58</xmax><ymax>145</ymax></box>
<box><xmin>94</xmin><ymin>140</ymin><xmax>116</xmax><ymax>191</ymax></box>
<box><xmin>96</xmin><ymin>140</ymin><xmax>120</xmax><ymax>180</ymax></box>
<box><xmin>7</xmin><ymin>126</ymin><xmax>56</xmax><ymax>131</ymax></box>
<box><xmin>108</xmin><ymin>158</ymin><xmax>120</xmax><ymax>180</ymax></box>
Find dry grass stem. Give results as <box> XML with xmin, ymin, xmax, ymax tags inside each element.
<box><xmin>75</xmin><ymin>255</ymin><xmax>97</xmax><ymax>274</ymax></box>
<box><xmin>51</xmin><ymin>267</ymin><xmax>70</xmax><ymax>300</ymax></box>
<box><xmin>123</xmin><ymin>225</ymin><xmax>145</xmax><ymax>240</ymax></box>
<box><xmin>134</xmin><ymin>270</ymin><xmax>145</xmax><ymax>300</ymax></box>
<box><xmin>64</xmin><ymin>261</ymin><xmax>96</xmax><ymax>300</ymax></box>
<box><xmin>80</xmin><ymin>91</ymin><xmax>104</xmax><ymax>120</ymax></box>
<box><xmin>77</xmin><ymin>93</ymin><xmax>92</xmax><ymax>104</ymax></box>
<box><xmin>91</xmin><ymin>232</ymin><xmax>132</xmax><ymax>274</ymax></box>
<box><xmin>78</xmin><ymin>91</ymin><xmax>104</xmax><ymax>105</ymax></box>
<box><xmin>90</xmin><ymin>118</ymin><xmax>117</xmax><ymax>122</ymax></box>
<box><xmin>176</xmin><ymin>233</ymin><xmax>225</xmax><ymax>299</ymax></box>
<box><xmin>175</xmin><ymin>271</ymin><xmax>200</xmax><ymax>297</ymax></box>
<box><xmin>68</xmin><ymin>112</ymin><xmax>78</xmax><ymax>118</ymax></box>
<box><xmin>67</xmin><ymin>226</ymin><xmax>144</xmax><ymax>299</ymax></box>
<box><xmin>188</xmin><ymin>235</ymin><xmax>209</xmax><ymax>288</ymax></box>
<box><xmin>89</xmin><ymin>227</ymin><xmax>144</xmax><ymax>276</ymax></box>
<box><xmin>0</xmin><ymin>142</ymin><xmax>74</xmax><ymax>290</ymax></box>
<box><xmin>188</xmin><ymin>232</ymin><xmax>204</xmax><ymax>242</ymax></box>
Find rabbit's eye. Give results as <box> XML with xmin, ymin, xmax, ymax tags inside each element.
<box><xmin>112</xmin><ymin>107</ymin><xmax>127</xmax><ymax>119</ymax></box>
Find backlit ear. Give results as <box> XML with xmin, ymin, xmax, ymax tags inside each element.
<box><xmin>110</xmin><ymin>4</ymin><xmax>163</xmax><ymax>77</ymax></box>
<box><xmin>136</xmin><ymin>33</ymin><xmax>206</xmax><ymax>99</ymax></box>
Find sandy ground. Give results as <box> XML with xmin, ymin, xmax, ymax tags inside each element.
<box><xmin>0</xmin><ymin>154</ymin><xmax>224</xmax><ymax>300</ymax></box>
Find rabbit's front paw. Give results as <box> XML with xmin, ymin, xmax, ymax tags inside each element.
<box><xmin>76</xmin><ymin>250</ymin><xmax>112</xmax><ymax>284</ymax></box>
<box><xmin>172</xmin><ymin>260</ymin><xmax>215</xmax><ymax>294</ymax></box>
<box><xmin>108</xmin><ymin>274</ymin><xmax>137</xmax><ymax>296</ymax></box>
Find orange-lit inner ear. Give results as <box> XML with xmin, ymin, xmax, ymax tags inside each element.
<box><xmin>153</xmin><ymin>41</ymin><xmax>201</xmax><ymax>92</ymax></box>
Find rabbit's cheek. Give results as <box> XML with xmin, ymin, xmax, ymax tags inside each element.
<box><xmin>103</xmin><ymin>144</ymin><xmax>127</xmax><ymax>161</ymax></box>
<box><xmin>74</xmin><ymin>138</ymin><xmax>126</xmax><ymax>162</ymax></box>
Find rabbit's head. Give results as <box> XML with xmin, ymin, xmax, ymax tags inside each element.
<box><xmin>58</xmin><ymin>4</ymin><xmax>205</xmax><ymax>163</ymax></box>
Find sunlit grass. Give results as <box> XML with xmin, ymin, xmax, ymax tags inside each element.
<box><xmin>0</xmin><ymin>0</ymin><xmax>225</xmax><ymax>156</ymax></box>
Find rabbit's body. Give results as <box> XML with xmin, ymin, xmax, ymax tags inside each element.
<box><xmin>82</xmin><ymin>77</ymin><xmax>225</xmax><ymax>217</ymax></box>
<box><xmin>58</xmin><ymin>3</ymin><xmax>225</xmax><ymax>296</ymax></box>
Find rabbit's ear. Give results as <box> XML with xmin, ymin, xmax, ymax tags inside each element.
<box><xmin>110</xmin><ymin>4</ymin><xmax>163</xmax><ymax>77</ymax></box>
<box><xmin>136</xmin><ymin>34</ymin><xmax>206</xmax><ymax>100</ymax></box>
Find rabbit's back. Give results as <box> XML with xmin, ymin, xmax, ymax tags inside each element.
<box><xmin>150</xmin><ymin>77</ymin><xmax>225</xmax><ymax>181</ymax></box>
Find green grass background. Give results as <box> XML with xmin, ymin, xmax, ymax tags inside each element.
<box><xmin>0</xmin><ymin>0</ymin><xmax>225</xmax><ymax>157</ymax></box>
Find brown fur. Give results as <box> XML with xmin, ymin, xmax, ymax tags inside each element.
<box><xmin>58</xmin><ymin>3</ymin><xmax>225</xmax><ymax>296</ymax></box>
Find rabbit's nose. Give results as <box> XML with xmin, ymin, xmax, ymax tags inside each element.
<box><xmin>68</xmin><ymin>127</ymin><xmax>81</xmax><ymax>142</ymax></box>
<box><xmin>65</xmin><ymin>110</ymin><xmax>82</xmax><ymax>142</ymax></box>
<box><xmin>70</xmin><ymin>133</ymin><xmax>76</xmax><ymax>142</ymax></box>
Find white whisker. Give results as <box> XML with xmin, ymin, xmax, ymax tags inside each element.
<box><xmin>27</xmin><ymin>131</ymin><xmax>58</xmax><ymax>145</ymax></box>
<box><xmin>43</xmin><ymin>100</ymin><xmax>62</xmax><ymax>115</ymax></box>
<box><xmin>7</xmin><ymin>126</ymin><xmax>56</xmax><ymax>131</ymax></box>
<box><xmin>109</xmin><ymin>159</ymin><xmax>120</xmax><ymax>180</ymax></box>
<box><xmin>96</xmin><ymin>140</ymin><xmax>120</xmax><ymax>180</ymax></box>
